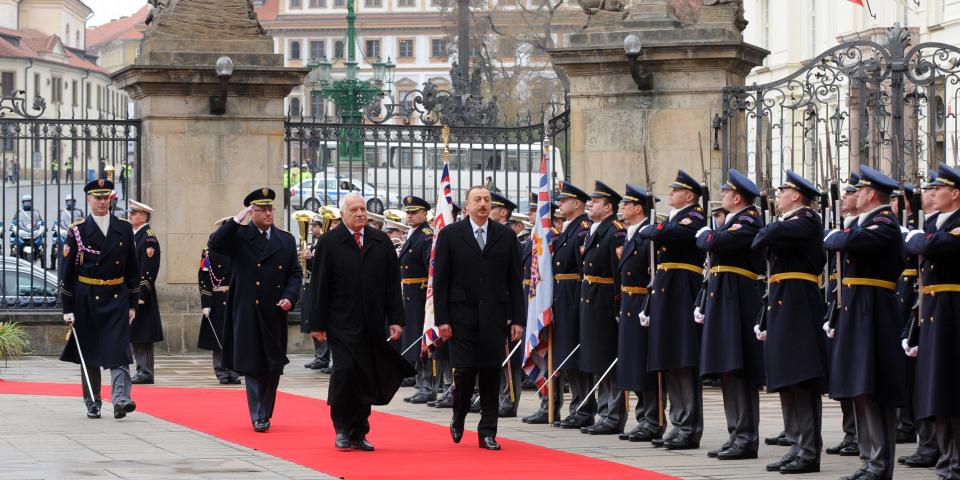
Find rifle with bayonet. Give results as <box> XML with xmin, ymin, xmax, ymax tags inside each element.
<box><xmin>641</xmin><ymin>143</ymin><xmax>656</xmax><ymax>315</ymax></box>
<box><xmin>693</xmin><ymin>132</ymin><xmax>711</xmax><ymax>315</ymax></box>
<box><xmin>904</xmin><ymin>179</ymin><xmax>925</xmax><ymax>349</ymax></box>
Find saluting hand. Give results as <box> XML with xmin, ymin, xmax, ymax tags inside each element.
<box><xmin>389</xmin><ymin>325</ymin><xmax>403</xmax><ymax>341</ymax></box>
<box><xmin>233</xmin><ymin>205</ymin><xmax>253</xmax><ymax>224</ymax></box>
<box><xmin>438</xmin><ymin>324</ymin><xmax>453</xmax><ymax>341</ymax></box>
<box><xmin>277</xmin><ymin>298</ymin><xmax>292</xmax><ymax>311</ymax></box>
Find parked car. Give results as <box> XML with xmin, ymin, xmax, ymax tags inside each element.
<box><xmin>0</xmin><ymin>256</ymin><xmax>59</xmax><ymax>308</ymax></box>
<box><xmin>290</xmin><ymin>176</ymin><xmax>402</xmax><ymax>214</ymax></box>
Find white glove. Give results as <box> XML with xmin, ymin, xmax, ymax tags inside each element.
<box><xmin>900</xmin><ymin>226</ymin><xmax>910</xmax><ymax>235</ymax></box>
<box><xmin>823</xmin><ymin>229</ymin><xmax>840</xmax><ymax>242</ymax></box>
<box><xmin>906</xmin><ymin>230</ymin><xmax>924</xmax><ymax>243</ymax></box>
<box><xmin>695</xmin><ymin>226</ymin><xmax>711</xmax><ymax>239</ymax></box>
<box><xmin>753</xmin><ymin>324</ymin><xmax>767</xmax><ymax>342</ymax></box>
<box><xmin>693</xmin><ymin>306</ymin><xmax>705</xmax><ymax>324</ymax></box>
<box><xmin>639</xmin><ymin>312</ymin><xmax>650</xmax><ymax>327</ymax></box>
<box><xmin>902</xmin><ymin>338</ymin><xmax>919</xmax><ymax>357</ymax></box>
<box><xmin>63</xmin><ymin>313</ymin><xmax>75</xmax><ymax>325</ymax></box>
<box><xmin>202</xmin><ymin>308</ymin><xmax>211</xmax><ymax>318</ymax></box>
<box><xmin>822</xmin><ymin>320</ymin><xmax>835</xmax><ymax>339</ymax></box>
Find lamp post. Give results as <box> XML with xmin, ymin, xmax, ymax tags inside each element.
<box><xmin>309</xmin><ymin>0</ymin><xmax>395</xmax><ymax>161</ymax></box>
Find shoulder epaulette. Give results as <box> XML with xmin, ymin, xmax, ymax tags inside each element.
<box><xmin>612</xmin><ymin>220</ymin><xmax>625</xmax><ymax>230</ymax></box>
<box><xmin>147</xmin><ymin>229</ymin><xmax>156</xmax><ymax>237</ymax></box>
<box><xmin>70</xmin><ymin>218</ymin><xmax>85</xmax><ymax>227</ymax></box>
<box><xmin>422</xmin><ymin>227</ymin><xmax>433</xmax><ymax>236</ymax></box>
<box><xmin>580</xmin><ymin>220</ymin><xmax>590</xmax><ymax>229</ymax></box>
<box><xmin>550</xmin><ymin>227</ymin><xmax>560</xmax><ymax>235</ymax></box>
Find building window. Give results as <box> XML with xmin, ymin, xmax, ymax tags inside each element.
<box><xmin>290</xmin><ymin>0</ymin><xmax>302</xmax><ymax>8</ymax></box>
<box><xmin>310</xmin><ymin>40</ymin><xmax>325</xmax><ymax>60</ymax></box>
<box><xmin>430</xmin><ymin>0</ymin><xmax>446</xmax><ymax>6</ymax></box>
<box><xmin>72</xmin><ymin>80</ymin><xmax>79</xmax><ymax>107</ymax></box>
<box><xmin>809</xmin><ymin>0</ymin><xmax>816</xmax><ymax>58</ymax></box>
<box><xmin>365</xmin><ymin>0</ymin><xmax>383</xmax><ymax>7</ymax></box>
<box><xmin>334</xmin><ymin>40</ymin><xmax>345</xmax><ymax>59</ymax></box>
<box><xmin>33</xmin><ymin>73</ymin><xmax>40</xmax><ymax>98</ymax></box>
<box><xmin>335</xmin><ymin>0</ymin><xmax>345</xmax><ymax>6</ymax></box>
<box><xmin>310</xmin><ymin>93</ymin><xmax>323</xmax><ymax>118</ymax></box>
<box><xmin>398</xmin><ymin>39</ymin><xmax>414</xmax><ymax>59</ymax></box>
<box><xmin>51</xmin><ymin>77</ymin><xmax>63</xmax><ymax>104</ymax></box>
<box><xmin>431</xmin><ymin>38</ymin><xmax>447</xmax><ymax>58</ymax></box>
<box><xmin>0</xmin><ymin>72</ymin><xmax>14</xmax><ymax>96</ymax></box>
<box><xmin>760</xmin><ymin>0</ymin><xmax>769</xmax><ymax>50</ymax></box>
<box><xmin>309</xmin><ymin>0</ymin><xmax>325</xmax><ymax>6</ymax></box>
<box><xmin>85</xmin><ymin>83</ymin><xmax>92</xmax><ymax>108</ymax></box>
<box><xmin>365</xmin><ymin>39</ymin><xmax>381</xmax><ymax>60</ymax></box>
<box><xmin>290</xmin><ymin>40</ymin><xmax>301</xmax><ymax>60</ymax></box>
<box><xmin>290</xmin><ymin>97</ymin><xmax>302</xmax><ymax>116</ymax></box>
<box><xmin>398</xmin><ymin>0</ymin><xmax>415</xmax><ymax>6</ymax></box>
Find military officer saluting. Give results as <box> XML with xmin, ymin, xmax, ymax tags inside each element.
<box><xmin>59</xmin><ymin>179</ymin><xmax>141</xmax><ymax>419</ymax></box>
<box><xmin>639</xmin><ymin>169</ymin><xmax>707</xmax><ymax>450</ymax></box>
<box><xmin>399</xmin><ymin>195</ymin><xmax>436</xmax><ymax>404</ymax></box>
<box><xmin>695</xmin><ymin>169</ymin><xmax>765</xmax><ymax>460</ymax></box>
<box><xmin>615</xmin><ymin>184</ymin><xmax>665</xmax><ymax>442</ymax></box>
<box><xmin>824</xmin><ymin>166</ymin><xmax>906</xmax><ymax>480</ymax></box>
<box><xmin>752</xmin><ymin>170</ymin><xmax>829</xmax><ymax>474</ymax></box>
<box><xmin>128</xmin><ymin>200</ymin><xmax>163</xmax><ymax>385</ymax></box>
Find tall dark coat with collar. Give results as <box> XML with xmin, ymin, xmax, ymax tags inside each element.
<box><xmin>823</xmin><ymin>206</ymin><xmax>906</xmax><ymax>406</ymax></box>
<box><xmin>752</xmin><ymin>207</ymin><xmax>828</xmax><ymax>393</ymax></box>
<box><xmin>59</xmin><ymin>214</ymin><xmax>141</xmax><ymax>369</ymax></box>
<box><xmin>551</xmin><ymin>213</ymin><xmax>591</xmax><ymax>370</ymax></box>
<box><xmin>433</xmin><ymin>218</ymin><xmax>525</xmax><ymax>369</ymax></box>
<box><xmin>198</xmin><ymin>248</ymin><xmax>232</xmax><ymax>351</ymax></box>
<box><xmin>616</xmin><ymin>219</ymin><xmax>658</xmax><ymax>392</ymax></box>
<box><xmin>398</xmin><ymin>221</ymin><xmax>433</xmax><ymax>364</ymax></box>
<box><xmin>310</xmin><ymin>223</ymin><xmax>414</xmax><ymax>406</ymax></box>
<box><xmin>578</xmin><ymin>214</ymin><xmax>626</xmax><ymax>376</ymax></box>
<box><xmin>129</xmin><ymin>224</ymin><xmax>163</xmax><ymax>344</ymax></box>
<box><xmin>208</xmin><ymin>220</ymin><xmax>302</xmax><ymax>376</ymax></box>
<box><xmin>906</xmin><ymin>210</ymin><xmax>960</xmax><ymax>419</ymax></box>
<box><xmin>640</xmin><ymin>204</ymin><xmax>707</xmax><ymax>372</ymax></box>
<box><xmin>299</xmin><ymin>240</ymin><xmax>318</xmax><ymax>334</ymax></box>
<box><xmin>696</xmin><ymin>206</ymin><xmax>765</xmax><ymax>384</ymax></box>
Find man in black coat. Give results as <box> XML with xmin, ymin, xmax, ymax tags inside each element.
<box><xmin>198</xmin><ymin>242</ymin><xmax>240</xmax><ymax>384</ymax></box>
<box><xmin>434</xmin><ymin>185</ymin><xmax>525</xmax><ymax>451</ymax></box>
<box><xmin>578</xmin><ymin>181</ymin><xmax>627</xmax><ymax>435</ymax></box>
<box><xmin>60</xmin><ymin>179</ymin><xmax>141</xmax><ymax>420</ymax></box>
<box><xmin>128</xmin><ymin>200</ymin><xmax>162</xmax><ymax>385</ymax></box>
<box><xmin>694</xmin><ymin>169</ymin><xmax>765</xmax><ymax>460</ymax></box>
<box><xmin>398</xmin><ymin>195</ymin><xmax>435</xmax><ymax>404</ymax></box>
<box><xmin>752</xmin><ymin>170</ymin><xmax>828</xmax><ymax>474</ymax></box>
<box><xmin>208</xmin><ymin>188</ymin><xmax>302</xmax><ymax>433</ymax></box>
<box><xmin>309</xmin><ymin>193</ymin><xmax>414</xmax><ymax>451</ymax></box>
<box><xmin>824</xmin><ymin>166</ymin><xmax>906</xmax><ymax>480</ymax></box>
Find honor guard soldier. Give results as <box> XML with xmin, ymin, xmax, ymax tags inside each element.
<box><xmin>428</xmin><ymin>202</ymin><xmax>462</xmax><ymax>410</ymax></box>
<box><xmin>489</xmin><ymin>191</ymin><xmax>523</xmax><ymax>418</ymax></box>
<box><xmin>198</xmin><ymin>224</ymin><xmax>240</xmax><ymax>384</ymax></box>
<box><xmin>694</xmin><ymin>169</ymin><xmax>765</xmax><ymax>460</ymax></box>
<box><xmin>824</xmin><ymin>166</ymin><xmax>906</xmax><ymax>480</ymax></box>
<box><xmin>59</xmin><ymin>179</ymin><xmax>141</xmax><ymax>419</ymax></box>
<box><xmin>399</xmin><ymin>195</ymin><xmax>436</xmax><ymax>404</ymax></box>
<box><xmin>302</xmin><ymin>214</ymin><xmax>330</xmax><ymax>371</ymax></box>
<box><xmin>128</xmin><ymin>200</ymin><xmax>162</xmax><ymax>385</ymax></box>
<box><xmin>904</xmin><ymin>164</ymin><xmax>960</xmax><ymax>479</ymax></box>
<box><xmin>752</xmin><ymin>171</ymin><xmax>829</xmax><ymax>474</ymax></box>
<box><xmin>552</xmin><ymin>182</ymin><xmax>596</xmax><ymax>429</ymax></box>
<box><xmin>576</xmin><ymin>181</ymin><xmax>628</xmax><ymax>435</ymax></box>
<box><xmin>616</xmin><ymin>185</ymin><xmax>665</xmax><ymax>442</ymax></box>
<box><xmin>639</xmin><ymin>169</ymin><xmax>707</xmax><ymax>450</ymax></box>
<box><xmin>208</xmin><ymin>188</ymin><xmax>303</xmax><ymax>433</ymax></box>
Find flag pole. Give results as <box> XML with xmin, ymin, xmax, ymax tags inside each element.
<box><xmin>547</xmin><ymin>325</ymin><xmax>554</xmax><ymax>424</ymax></box>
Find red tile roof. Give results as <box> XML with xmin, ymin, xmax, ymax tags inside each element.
<box><xmin>256</xmin><ymin>0</ymin><xmax>279</xmax><ymax>21</ymax></box>
<box><xmin>86</xmin><ymin>5</ymin><xmax>149</xmax><ymax>48</ymax></box>
<box><xmin>0</xmin><ymin>27</ymin><xmax>110</xmax><ymax>75</ymax></box>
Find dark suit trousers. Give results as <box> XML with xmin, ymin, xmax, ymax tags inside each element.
<box><xmin>719</xmin><ymin>372</ymin><xmax>760</xmax><ymax>451</ymax></box>
<box><xmin>665</xmin><ymin>367</ymin><xmax>704</xmax><ymax>443</ymax></box>
<box><xmin>245</xmin><ymin>372</ymin><xmax>281</xmax><ymax>424</ymax></box>
<box><xmin>453</xmin><ymin>367</ymin><xmax>500</xmax><ymax>438</ymax></box>
<box><xmin>313</xmin><ymin>338</ymin><xmax>330</xmax><ymax>363</ymax></box>
<box><xmin>779</xmin><ymin>383</ymin><xmax>822</xmax><ymax>462</ymax></box>
<box><xmin>841</xmin><ymin>398</ymin><xmax>857</xmax><ymax>442</ymax></box>
<box><xmin>935</xmin><ymin>416</ymin><xmax>960</xmax><ymax>479</ymax></box>
<box><xmin>331</xmin><ymin>401</ymin><xmax>372</xmax><ymax>440</ymax></box>
<box><xmin>853</xmin><ymin>395</ymin><xmax>897</xmax><ymax>478</ymax></box>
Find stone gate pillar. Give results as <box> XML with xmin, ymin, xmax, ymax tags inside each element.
<box><xmin>549</xmin><ymin>0</ymin><xmax>766</xmax><ymax>196</ymax></box>
<box><xmin>113</xmin><ymin>0</ymin><xmax>307</xmax><ymax>353</ymax></box>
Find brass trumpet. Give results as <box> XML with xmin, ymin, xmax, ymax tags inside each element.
<box><xmin>293</xmin><ymin>210</ymin><xmax>315</xmax><ymax>277</ymax></box>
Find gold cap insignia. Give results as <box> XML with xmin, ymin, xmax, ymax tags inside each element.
<box><xmin>98</xmin><ymin>179</ymin><xmax>105</xmax><ymax>188</ymax></box>
<box><xmin>262</xmin><ymin>188</ymin><xmax>269</xmax><ymax>197</ymax></box>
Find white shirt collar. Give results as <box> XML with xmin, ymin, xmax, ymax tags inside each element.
<box><xmin>470</xmin><ymin>218</ymin><xmax>488</xmax><ymax>233</ymax></box>
<box><xmin>858</xmin><ymin>204</ymin><xmax>887</xmax><ymax>226</ymax></box>
<box><xmin>626</xmin><ymin>217</ymin><xmax>647</xmax><ymax>241</ymax></box>
<box><xmin>133</xmin><ymin>223</ymin><xmax>147</xmax><ymax>235</ymax></box>
<box><xmin>724</xmin><ymin>205</ymin><xmax>749</xmax><ymax>225</ymax></box>
<box><xmin>347</xmin><ymin>226</ymin><xmax>363</xmax><ymax>236</ymax></box>
<box><xmin>779</xmin><ymin>206</ymin><xmax>803</xmax><ymax>221</ymax></box>
<box><xmin>669</xmin><ymin>203</ymin><xmax>695</xmax><ymax>221</ymax></box>
<box><xmin>92</xmin><ymin>213</ymin><xmax>110</xmax><ymax>236</ymax></box>
<box><xmin>937</xmin><ymin>209</ymin><xmax>958</xmax><ymax>229</ymax></box>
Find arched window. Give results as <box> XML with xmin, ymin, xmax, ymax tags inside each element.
<box><xmin>290</xmin><ymin>97</ymin><xmax>302</xmax><ymax>116</ymax></box>
<box><xmin>290</xmin><ymin>41</ymin><xmax>301</xmax><ymax>60</ymax></box>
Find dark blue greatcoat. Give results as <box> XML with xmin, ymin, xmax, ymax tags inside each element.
<box><xmin>823</xmin><ymin>206</ymin><xmax>906</xmax><ymax>406</ymax></box>
<box><xmin>578</xmin><ymin>215</ymin><xmax>626</xmax><ymax>376</ymax></box>
<box><xmin>59</xmin><ymin>215</ymin><xmax>141</xmax><ymax>369</ymax></box>
<box><xmin>130</xmin><ymin>225</ymin><xmax>163</xmax><ymax>344</ymax></box>
<box><xmin>398</xmin><ymin>221</ymin><xmax>433</xmax><ymax>365</ymax></box>
<box><xmin>616</xmin><ymin>219</ymin><xmax>658</xmax><ymax>391</ymax></box>
<box><xmin>697</xmin><ymin>206</ymin><xmax>765</xmax><ymax>384</ymax></box>
<box><xmin>551</xmin><ymin>213</ymin><xmax>591</xmax><ymax>370</ymax></box>
<box><xmin>640</xmin><ymin>204</ymin><xmax>706</xmax><ymax>372</ymax></box>
<box><xmin>752</xmin><ymin>207</ymin><xmax>828</xmax><ymax>393</ymax></box>
<box><xmin>198</xmin><ymin>249</ymin><xmax>232</xmax><ymax>351</ymax></box>
<box><xmin>905</xmin><ymin>211</ymin><xmax>960</xmax><ymax>419</ymax></box>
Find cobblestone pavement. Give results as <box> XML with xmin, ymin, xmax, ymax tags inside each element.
<box><xmin>0</xmin><ymin>355</ymin><xmax>937</xmax><ymax>479</ymax></box>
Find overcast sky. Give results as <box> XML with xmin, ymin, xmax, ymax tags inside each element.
<box><xmin>85</xmin><ymin>0</ymin><xmax>148</xmax><ymax>27</ymax></box>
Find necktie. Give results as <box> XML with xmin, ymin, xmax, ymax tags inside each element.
<box><xmin>475</xmin><ymin>228</ymin><xmax>485</xmax><ymax>249</ymax></box>
<box><xmin>354</xmin><ymin>231</ymin><xmax>363</xmax><ymax>249</ymax></box>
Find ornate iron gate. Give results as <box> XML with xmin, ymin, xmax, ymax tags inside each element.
<box><xmin>719</xmin><ymin>24</ymin><xmax>960</xmax><ymax>194</ymax></box>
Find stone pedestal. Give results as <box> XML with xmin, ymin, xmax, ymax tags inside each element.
<box><xmin>550</xmin><ymin>0</ymin><xmax>766</xmax><ymax>196</ymax></box>
<box><xmin>110</xmin><ymin>0</ymin><xmax>308</xmax><ymax>353</ymax></box>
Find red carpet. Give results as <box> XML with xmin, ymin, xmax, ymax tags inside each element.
<box><xmin>0</xmin><ymin>380</ymin><xmax>675</xmax><ymax>480</ymax></box>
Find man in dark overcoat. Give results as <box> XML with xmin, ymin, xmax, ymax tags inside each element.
<box><xmin>60</xmin><ymin>179</ymin><xmax>141</xmax><ymax>420</ymax></box>
<box><xmin>198</xmin><ymin>243</ymin><xmax>240</xmax><ymax>384</ymax></box>
<box><xmin>309</xmin><ymin>193</ymin><xmax>414</xmax><ymax>451</ymax></box>
<box><xmin>398</xmin><ymin>195</ymin><xmax>435</xmax><ymax>404</ymax></box>
<box><xmin>208</xmin><ymin>188</ymin><xmax>302</xmax><ymax>433</ymax></box>
<box><xmin>434</xmin><ymin>186</ymin><xmax>525</xmax><ymax>451</ymax></box>
<box><xmin>128</xmin><ymin>200</ymin><xmax>162</xmax><ymax>384</ymax></box>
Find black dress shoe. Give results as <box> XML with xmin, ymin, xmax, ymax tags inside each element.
<box><xmin>777</xmin><ymin>436</ymin><xmax>792</xmax><ymax>446</ymax></box>
<box><xmin>837</xmin><ymin>442</ymin><xmax>860</xmax><ymax>456</ymax></box>
<box><xmin>558</xmin><ymin>416</ymin><xmax>594</xmax><ymax>429</ymax></box>
<box><xmin>838</xmin><ymin>468</ymin><xmax>868</xmax><ymax>480</ymax></box>
<box><xmin>304</xmin><ymin>359</ymin><xmax>327</xmax><ymax>369</ymax></box>
<box><xmin>903</xmin><ymin>453</ymin><xmax>938</xmax><ymax>468</ymax></box>
<box><xmin>707</xmin><ymin>441</ymin><xmax>733</xmax><ymax>458</ymax></box>
<box><xmin>113</xmin><ymin>400</ymin><xmax>137</xmax><ymax>419</ymax></box>
<box><xmin>629</xmin><ymin>429</ymin><xmax>662</xmax><ymax>442</ymax></box>
<box><xmin>766</xmin><ymin>455</ymin><xmax>796</xmax><ymax>472</ymax></box>
<box><xmin>319</xmin><ymin>367</ymin><xmax>332</xmax><ymax>374</ymax></box>
<box><xmin>896</xmin><ymin>431</ymin><xmax>917</xmax><ymax>444</ymax></box>
<box><xmin>715</xmin><ymin>445</ymin><xmax>758</xmax><ymax>460</ymax></box>
<box><xmin>826</xmin><ymin>439</ymin><xmax>855</xmax><ymax>455</ymax></box>
<box><xmin>765</xmin><ymin>431</ymin><xmax>786</xmax><ymax>446</ymax></box>
<box><xmin>498</xmin><ymin>409</ymin><xmax>517</xmax><ymax>418</ymax></box>
<box><xmin>434</xmin><ymin>396</ymin><xmax>454</xmax><ymax>408</ymax></box>
<box><xmin>219</xmin><ymin>378</ymin><xmax>232</xmax><ymax>385</ymax></box>
<box><xmin>86</xmin><ymin>405</ymin><xmax>101</xmax><ymax>419</ymax></box>
<box><xmin>426</xmin><ymin>400</ymin><xmax>438</xmax><ymax>407</ymax></box>
<box><xmin>450</xmin><ymin>424</ymin><xmax>463</xmax><ymax>444</ymax></box>
<box><xmin>131</xmin><ymin>376</ymin><xmax>154</xmax><ymax>385</ymax></box>
<box><xmin>254</xmin><ymin>419</ymin><xmax>270</xmax><ymax>432</ymax></box>
<box><xmin>651</xmin><ymin>435</ymin><xmax>675</xmax><ymax>447</ymax></box>
<box><xmin>408</xmin><ymin>393</ymin><xmax>434</xmax><ymax>404</ymax></box>
<box><xmin>779</xmin><ymin>457</ymin><xmax>820</xmax><ymax>474</ymax></box>
<box><xmin>335</xmin><ymin>433</ymin><xmax>351</xmax><ymax>449</ymax></box>
<box><xmin>479</xmin><ymin>436</ymin><xmax>501</xmax><ymax>450</ymax></box>
<box><xmin>400</xmin><ymin>377</ymin><xmax>416</xmax><ymax>388</ymax></box>
<box><xmin>351</xmin><ymin>436</ymin><xmax>375</xmax><ymax>451</ymax></box>
<box><xmin>663</xmin><ymin>438</ymin><xmax>700</xmax><ymax>450</ymax></box>
<box><xmin>229</xmin><ymin>377</ymin><xmax>242</xmax><ymax>384</ymax></box>
<box><xmin>523</xmin><ymin>411</ymin><xmax>548</xmax><ymax>424</ymax></box>
<box><xmin>582</xmin><ymin>423</ymin><xmax>620</xmax><ymax>435</ymax></box>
